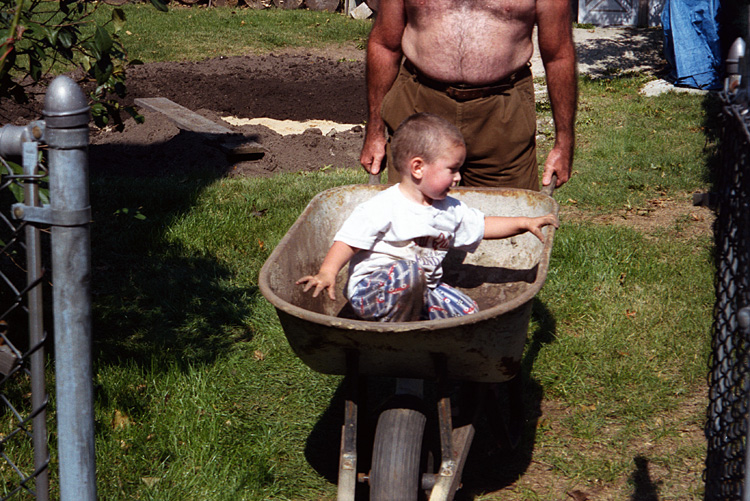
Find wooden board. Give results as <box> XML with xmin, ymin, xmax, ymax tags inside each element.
<box><xmin>134</xmin><ymin>97</ymin><xmax>264</xmax><ymax>157</ymax></box>
<box><xmin>135</xmin><ymin>97</ymin><xmax>234</xmax><ymax>135</ymax></box>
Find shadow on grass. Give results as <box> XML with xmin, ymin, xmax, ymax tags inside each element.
<box><xmin>629</xmin><ymin>455</ymin><xmax>660</xmax><ymax>501</ymax></box>
<box><xmin>701</xmin><ymin>91</ymin><xmax>724</xmax><ymax>188</ymax></box>
<box><xmin>88</xmin><ymin>137</ymin><xmax>259</xmax><ymax>370</ymax></box>
<box><xmin>302</xmin><ymin>298</ymin><xmax>557</xmax><ymax>499</ymax></box>
<box><xmin>574</xmin><ymin>28</ymin><xmax>668</xmax><ymax>79</ymax></box>
<box><xmin>91</xmin><ymin>250</ymin><xmax>258</xmax><ymax>368</ymax></box>
<box><xmin>457</xmin><ymin>299</ymin><xmax>555</xmax><ymax>499</ymax></box>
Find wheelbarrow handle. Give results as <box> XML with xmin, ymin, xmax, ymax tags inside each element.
<box><xmin>370</xmin><ymin>171</ymin><xmax>558</xmax><ymax>194</ymax></box>
<box><xmin>369</xmin><ymin>172</ymin><xmax>382</xmax><ymax>185</ymax></box>
<box><xmin>541</xmin><ymin>173</ymin><xmax>557</xmax><ymax>197</ymax></box>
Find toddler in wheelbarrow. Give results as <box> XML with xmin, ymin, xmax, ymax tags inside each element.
<box><xmin>297</xmin><ymin>113</ymin><xmax>557</xmax><ymax>322</ymax></box>
<box><xmin>291</xmin><ymin>113</ymin><xmax>557</xmax><ymax>500</ymax></box>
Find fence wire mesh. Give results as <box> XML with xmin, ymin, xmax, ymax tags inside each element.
<box><xmin>704</xmin><ymin>92</ymin><xmax>750</xmax><ymax>500</ymax></box>
<box><xmin>0</xmin><ymin>149</ymin><xmax>49</xmax><ymax>500</ymax></box>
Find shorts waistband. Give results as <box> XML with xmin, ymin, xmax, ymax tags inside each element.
<box><xmin>402</xmin><ymin>59</ymin><xmax>531</xmax><ymax>101</ymax></box>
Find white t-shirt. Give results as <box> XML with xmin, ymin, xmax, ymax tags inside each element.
<box><xmin>334</xmin><ymin>184</ymin><xmax>485</xmax><ymax>297</ymax></box>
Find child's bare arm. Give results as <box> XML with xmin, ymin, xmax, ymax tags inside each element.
<box><xmin>296</xmin><ymin>241</ymin><xmax>359</xmax><ymax>301</ymax></box>
<box><xmin>483</xmin><ymin>214</ymin><xmax>559</xmax><ymax>242</ymax></box>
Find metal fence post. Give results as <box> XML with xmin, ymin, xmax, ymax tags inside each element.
<box><xmin>23</xmin><ymin>138</ymin><xmax>50</xmax><ymax>501</ymax></box>
<box><xmin>43</xmin><ymin>75</ymin><xmax>96</xmax><ymax>501</ymax></box>
<box><xmin>704</xmin><ymin>34</ymin><xmax>750</xmax><ymax>498</ymax></box>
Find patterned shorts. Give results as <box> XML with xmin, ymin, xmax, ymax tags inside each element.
<box><xmin>348</xmin><ymin>259</ymin><xmax>479</xmax><ymax>322</ymax></box>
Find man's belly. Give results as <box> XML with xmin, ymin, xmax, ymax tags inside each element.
<box><xmin>401</xmin><ymin>13</ymin><xmax>534</xmax><ymax>84</ymax></box>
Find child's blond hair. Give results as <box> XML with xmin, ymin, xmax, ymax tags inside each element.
<box><xmin>391</xmin><ymin>113</ymin><xmax>465</xmax><ymax>174</ymax></box>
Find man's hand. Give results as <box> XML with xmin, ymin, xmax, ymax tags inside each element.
<box><xmin>542</xmin><ymin>144</ymin><xmax>572</xmax><ymax>188</ymax></box>
<box><xmin>296</xmin><ymin>272</ymin><xmax>338</xmax><ymax>301</ymax></box>
<box><xmin>360</xmin><ymin>128</ymin><xmax>388</xmax><ymax>175</ymax></box>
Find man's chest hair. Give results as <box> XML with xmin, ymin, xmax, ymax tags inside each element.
<box><xmin>404</xmin><ymin>0</ymin><xmax>535</xmax><ymax>21</ymax></box>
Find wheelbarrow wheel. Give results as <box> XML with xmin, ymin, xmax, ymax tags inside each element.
<box><xmin>369</xmin><ymin>405</ymin><xmax>427</xmax><ymax>501</ymax></box>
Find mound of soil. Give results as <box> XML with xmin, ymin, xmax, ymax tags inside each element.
<box><xmin>100</xmin><ymin>49</ymin><xmax>368</xmax><ymax>178</ymax></box>
<box><xmin>2</xmin><ymin>48</ymin><xmax>369</xmax><ymax>178</ymax></box>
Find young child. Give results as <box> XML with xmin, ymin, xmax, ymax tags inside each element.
<box><xmin>297</xmin><ymin>112</ymin><xmax>558</xmax><ymax>322</ymax></box>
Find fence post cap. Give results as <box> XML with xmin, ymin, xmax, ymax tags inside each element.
<box><xmin>43</xmin><ymin>76</ymin><xmax>89</xmax><ymax>129</ymax></box>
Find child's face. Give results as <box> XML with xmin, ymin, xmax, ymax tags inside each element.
<box><xmin>419</xmin><ymin>143</ymin><xmax>465</xmax><ymax>201</ymax></box>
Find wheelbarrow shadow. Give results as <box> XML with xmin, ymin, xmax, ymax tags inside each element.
<box><xmin>304</xmin><ymin>372</ymin><xmax>400</xmax><ymax>498</ymax></box>
<box><xmin>303</xmin><ymin>297</ymin><xmax>557</xmax><ymax>499</ymax></box>
<box><xmin>456</xmin><ymin>298</ymin><xmax>556</xmax><ymax>498</ymax></box>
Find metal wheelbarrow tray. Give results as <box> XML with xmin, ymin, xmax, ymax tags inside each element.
<box><xmin>260</xmin><ymin>184</ymin><xmax>558</xmax><ymax>382</ymax></box>
<box><xmin>259</xmin><ymin>184</ymin><xmax>558</xmax><ymax>500</ymax></box>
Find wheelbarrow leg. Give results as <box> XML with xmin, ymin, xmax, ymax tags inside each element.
<box><xmin>337</xmin><ymin>351</ymin><xmax>359</xmax><ymax>501</ymax></box>
<box><xmin>426</xmin><ymin>368</ymin><xmax>479</xmax><ymax>500</ymax></box>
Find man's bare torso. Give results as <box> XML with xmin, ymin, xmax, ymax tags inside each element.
<box><xmin>401</xmin><ymin>0</ymin><xmax>536</xmax><ymax>85</ymax></box>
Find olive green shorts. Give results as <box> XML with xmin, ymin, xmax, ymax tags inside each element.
<box><xmin>381</xmin><ymin>63</ymin><xmax>539</xmax><ymax>191</ymax></box>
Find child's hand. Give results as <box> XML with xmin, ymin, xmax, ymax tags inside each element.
<box><xmin>295</xmin><ymin>242</ymin><xmax>358</xmax><ymax>302</ymax></box>
<box><xmin>526</xmin><ymin>213</ymin><xmax>559</xmax><ymax>242</ymax></box>
<box><xmin>296</xmin><ymin>272</ymin><xmax>338</xmax><ymax>301</ymax></box>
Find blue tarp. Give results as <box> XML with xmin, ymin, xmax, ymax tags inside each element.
<box><xmin>661</xmin><ymin>0</ymin><xmax>722</xmax><ymax>90</ymax></box>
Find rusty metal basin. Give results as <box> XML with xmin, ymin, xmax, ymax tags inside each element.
<box><xmin>259</xmin><ymin>185</ymin><xmax>558</xmax><ymax>383</ymax></box>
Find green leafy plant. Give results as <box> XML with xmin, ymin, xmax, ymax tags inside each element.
<box><xmin>0</xmin><ymin>0</ymin><xmax>167</xmax><ymax>129</ymax></box>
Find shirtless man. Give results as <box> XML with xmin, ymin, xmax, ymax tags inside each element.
<box><xmin>359</xmin><ymin>0</ymin><xmax>577</xmax><ymax>191</ymax></box>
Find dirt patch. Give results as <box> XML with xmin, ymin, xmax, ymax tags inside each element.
<box><xmin>0</xmin><ymin>27</ymin><xmax>671</xmax><ymax>180</ymax></box>
<box><xmin>504</xmin><ymin>390</ymin><xmax>707</xmax><ymax>500</ymax></box>
<box><xmin>1</xmin><ymin>47</ymin><xmax>369</xmax><ymax>179</ymax></box>
<box><xmin>83</xmin><ymin>48</ymin><xmax>368</xmax><ymax>178</ymax></box>
<box><xmin>87</xmin><ymin>105</ymin><xmax>366</xmax><ymax>178</ymax></box>
<box><xmin>562</xmin><ymin>196</ymin><xmax>715</xmax><ymax>241</ymax></box>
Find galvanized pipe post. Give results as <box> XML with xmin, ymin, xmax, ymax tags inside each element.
<box><xmin>43</xmin><ymin>75</ymin><xmax>96</xmax><ymax>501</ymax></box>
<box><xmin>23</xmin><ymin>139</ymin><xmax>50</xmax><ymax>501</ymax></box>
<box><xmin>1</xmin><ymin>120</ymin><xmax>51</xmax><ymax>499</ymax></box>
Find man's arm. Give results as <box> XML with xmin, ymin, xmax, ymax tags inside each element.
<box><xmin>359</xmin><ymin>0</ymin><xmax>407</xmax><ymax>175</ymax></box>
<box><xmin>536</xmin><ymin>0</ymin><xmax>577</xmax><ymax>188</ymax></box>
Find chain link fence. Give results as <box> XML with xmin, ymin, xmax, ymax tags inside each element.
<box><xmin>0</xmin><ymin>139</ymin><xmax>50</xmax><ymax>500</ymax></box>
<box><xmin>704</xmin><ymin>45</ymin><xmax>750</xmax><ymax>499</ymax></box>
<box><xmin>0</xmin><ymin>76</ymin><xmax>96</xmax><ymax>500</ymax></box>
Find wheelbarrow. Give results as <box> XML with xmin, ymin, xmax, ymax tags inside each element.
<box><xmin>259</xmin><ymin>183</ymin><xmax>558</xmax><ymax>500</ymax></box>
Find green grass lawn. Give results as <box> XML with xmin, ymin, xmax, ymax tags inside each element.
<box><xmin>84</xmin><ymin>78</ymin><xmax>717</xmax><ymax>500</ymax></box>
<box><xmin>9</xmin><ymin>7</ymin><xmax>719</xmax><ymax>499</ymax></box>
<box><xmin>93</xmin><ymin>4</ymin><xmax>372</xmax><ymax>62</ymax></box>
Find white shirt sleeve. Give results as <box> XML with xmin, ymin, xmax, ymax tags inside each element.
<box><xmin>334</xmin><ymin>195</ymin><xmax>389</xmax><ymax>251</ymax></box>
<box><xmin>452</xmin><ymin>203</ymin><xmax>485</xmax><ymax>253</ymax></box>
